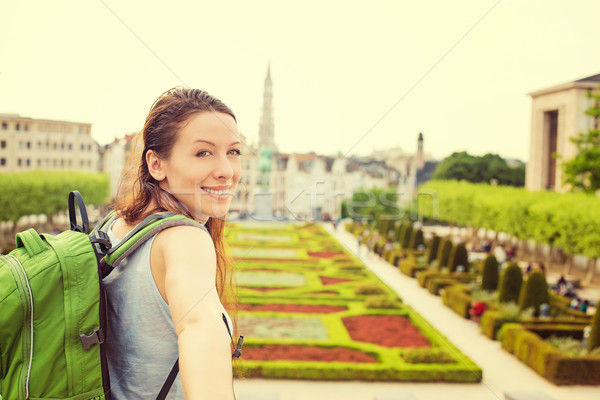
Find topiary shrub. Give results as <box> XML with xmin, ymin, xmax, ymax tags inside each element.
<box><xmin>447</xmin><ymin>243</ymin><xmax>468</xmax><ymax>272</ymax></box>
<box><xmin>402</xmin><ymin>348</ymin><xmax>455</xmax><ymax>364</ymax></box>
<box><xmin>409</xmin><ymin>229</ymin><xmax>424</xmax><ymax>250</ymax></box>
<box><xmin>364</xmin><ymin>295</ymin><xmax>403</xmax><ymax>309</ymax></box>
<box><xmin>396</xmin><ymin>221</ymin><xmax>410</xmax><ymax>244</ymax></box>
<box><xmin>518</xmin><ymin>270</ymin><xmax>549</xmax><ymax>316</ymax></box>
<box><xmin>498</xmin><ymin>262</ymin><xmax>523</xmax><ymax>304</ymax></box>
<box><xmin>401</xmin><ymin>224</ymin><xmax>414</xmax><ymax>249</ymax></box>
<box><xmin>481</xmin><ymin>255</ymin><xmax>499</xmax><ymax>291</ymax></box>
<box><xmin>588</xmin><ymin>299</ymin><xmax>600</xmax><ymax>352</ymax></box>
<box><xmin>354</xmin><ymin>283</ymin><xmax>386</xmax><ymax>295</ymax></box>
<box><xmin>436</xmin><ymin>239</ymin><xmax>452</xmax><ymax>271</ymax></box>
<box><xmin>427</xmin><ymin>235</ymin><xmax>441</xmax><ymax>265</ymax></box>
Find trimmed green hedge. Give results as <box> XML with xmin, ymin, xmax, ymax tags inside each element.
<box><xmin>500</xmin><ymin>323</ymin><xmax>600</xmax><ymax>385</ymax></box>
<box><xmin>417</xmin><ymin>180</ymin><xmax>600</xmax><ymax>259</ymax></box>
<box><xmin>0</xmin><ymin>171</ymin><xmax>110</xmax><ymax>222</ymax></box>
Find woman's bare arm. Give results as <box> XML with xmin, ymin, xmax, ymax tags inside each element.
<box><xmin>155</xmin><ymin>226</ymin><xmax>234</xmax><ymax>399</ymax></box>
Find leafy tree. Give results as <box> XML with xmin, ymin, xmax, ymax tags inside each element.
<box><xmin>561</xmin><ymin>86</ymin><xmax>600</xmax><ymax>193</ymax></box>
<box><xmin>432</xmin><ymin>151</ymin><xmax>524</xmax><ymax>186</ymax></box>
<box><xmin>348</xmin><ymin>187</ymin><xmax>400</xmax><ymax>222</ymax></box>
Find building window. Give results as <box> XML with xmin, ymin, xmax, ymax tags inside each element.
<box><xmin>53</xmin><ymin>159</ymin><xmax>57</xmax><ymax>167</ymax></box>
<box><xmin>61</xmin><ymin>142</ymin><xmax>65</xmax><ymax>151</ymax></box>
<box><xmin>80</xmin><ymin>160</ymin><xmax>84</xmax><ymax>167</ymax></box>
<box><xmin>24</xmin><ymin>124</ymin><xmax>28</xmax><ymax>132</ymax></box>
<box><xmin>15</xmin><ymin>123</ymin><xmax>20</xmax><ymax>131</ymax></box>
<box><xmin>37</xmin><ymin>141</ymin><xmax>42</xmax><ymax>149</ymax></box>
<box><xmin>37</xmin><ymin>159</ymin><xmax>41</xmax><ymax>167</ymax></box>
<box><xmin>18</xmin><ymin>141</ymin><xmax>22</xmax><ymax>149</ymax></box>
<box><xmin>88</xmin><ymin>144</ymin><xmax>92</xmax><ymax>151</ymax></box>
<box><xmin>26</xmin><ymin>141</ymin><xmax>31</xmax><ymax>149</ymax></box>
<box><xmin>18</xmin><ymin>158</ymin><xmax>22</xmax><ymax>166</ymax></box>
<box><xmin>68</xmin><ymin>160</ymin><xmax>72</xmax><ymax>167</ymax></box>
<box><xmin>81</xmin><ymin>144</ymin><xmax>85</xmax><ymax>151</ymax></box>
<box><xmin>26</xmin><ymin>159</ymin><xmax>30</xmax><ymax>167</ymax></box>
<box><xmin>68</xmin><ymin>143</ymin><xmax>72</xmax><ymax>151</ymax></box>
<box><xmin>61</xmin><ymin>159</ymin><xmax>64</xmax><ymax>167</ymax></box>
<box><xmin>1</xmin><ymin>122</ymin><xmax>7</xmax><ymax>130</ymax></box>
<box><xmin>53</xmin><ymin>142</ymin><xmax>57</xmax><ymax>150</ymax></box>
<box><xmin>0</xmin><ymin>140</ymin><xmax>5</xmax><ymax>148</ymax></box>
<box><xmin>0</xmin><ymin>158</ymin><xmax>5</xmax><ymax>166</ymax></box>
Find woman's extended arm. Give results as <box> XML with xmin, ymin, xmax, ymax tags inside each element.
<box><xmin>155</xmin><ymin>226</ymin><xmax>234</xmax><ymax>399</ymax></box>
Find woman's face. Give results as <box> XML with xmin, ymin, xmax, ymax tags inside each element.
<box><xmin>156</xmin><ymin>111</ymin><xmax>242</xmax><ymax>222</ymax></box>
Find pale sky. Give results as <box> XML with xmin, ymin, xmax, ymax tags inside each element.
<box><xmin>1</xmin><ymin>0</ymin><xmax>600</xmax><ymax>162</ymax></box>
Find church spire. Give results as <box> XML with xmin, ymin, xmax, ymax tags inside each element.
<box><xmin>258</xmin><ymin>62</ymin><xmax>276</xmax><ymax>152</ymax></box>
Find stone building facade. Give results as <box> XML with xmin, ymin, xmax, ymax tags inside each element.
<box><xmin>526</xmin><ymin>73</ymin><xmax>600</xmax><ymax>192</ymax></box>
<box><xmin>0</xmin><ymin>113</ymin><xmax>99</xmax><ymax>173</ymax></box>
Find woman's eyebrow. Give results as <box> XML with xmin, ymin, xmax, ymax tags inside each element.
<box><xmin>192</xmin><ymin>140</ymin><xmax>241</xmax><ymax>146</ymax></box>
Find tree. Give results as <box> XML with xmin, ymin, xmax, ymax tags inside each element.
<box><xmin>561</xmin><ymin>86</ymin><xmax>600</xmax><ymax>193</ymax></box>
<box><xmin>432</xmin><ymin>151</ymin><xmax>524</xmax><ymax>186</ymax></box>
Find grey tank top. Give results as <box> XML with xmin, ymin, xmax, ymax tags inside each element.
<box><xmin>103</xmin><ymin>220</ymin><xmax>233</xmax><ymax>400</ymax></box>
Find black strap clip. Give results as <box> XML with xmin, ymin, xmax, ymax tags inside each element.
<box><xmin>80</xmin><ymin>328</ymin><xmax>104</xmax><ymax>350</ymax></box>
<box><xmin>233</xmin><ymin>336</ymin><xmax>244</xmax><ymax>359</ymax></box>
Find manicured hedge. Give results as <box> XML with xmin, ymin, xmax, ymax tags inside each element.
<box><xmin>499</xmin><ymin>323</ymin><xmax>600</xmax><ymax>385</ymax></box>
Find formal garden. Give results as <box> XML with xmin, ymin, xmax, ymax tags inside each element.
<box><xmin>226</xmin><ymin>222</ymin><xmax>482</xmax><ymax>382</ymax></box>
<box><xmin>344</xmin><ymin>185</ymin><xmax>600</xmax><ymax>385</ymax></box>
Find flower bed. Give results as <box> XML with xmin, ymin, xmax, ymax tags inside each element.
<box><xmin>229</xmin><ymin>223</ymin><xmax>482</xmax><ymax>382</ymax></box>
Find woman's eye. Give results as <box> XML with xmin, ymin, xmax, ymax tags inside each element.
<box><xmin>196</xmin><ymin>150</ymin><xmax>211</xmax><ymax>157</ymax></box>
<box><xmin>228</xmin><ymin>149</ymin><xmax>242</xmax><ymax>156</ymax></box>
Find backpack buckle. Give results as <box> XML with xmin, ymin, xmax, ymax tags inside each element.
<box><xmin>233</xmin><ymin>336</ymin><xmax>244</xmax><ymax>358</ymax></box>
<box><xmin>80</xmin><ymin>328</ymin><xmax>104</xmax><ymax>350</ymax></box>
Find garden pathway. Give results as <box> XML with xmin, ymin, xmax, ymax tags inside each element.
<box><xmin>234</xmin><ymin>223</ymin><xmax>598</xmax><ymax>400</ymax></box>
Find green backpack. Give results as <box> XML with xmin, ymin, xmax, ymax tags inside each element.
<box><xmin>0</xmin><ymin>191</ymin><xmax>202</xmax><ymax>400</ymax></box>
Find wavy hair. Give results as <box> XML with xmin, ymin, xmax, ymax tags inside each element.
<box><xmin>114</xmin><ymin>87</ymin><xmax>237</xmax><ymax>311</ymax></box>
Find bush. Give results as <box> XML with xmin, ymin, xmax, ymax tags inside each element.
<box><xmin>498</xmin><ymin>262</ymin><xmax>522</xmax><ymax>303</ymax></box>
<box><xmin>442</xmin><ymin>285</ymin><xmax>472</xmax><ymax>319</ymax></box>
<box><xmin>409</xmin><ymin>229</ymin><xmax>424</xmax><ymax>250</ymax></box>
<box><xmin>354</xmin><ymin>283</ymin><xmax>386</xmax><ymax>295</ymax></box>
<box><xmin>402</xmin><ymin>348</ymin><xmax>455</xmax><ymax>364</ymax></box>
<box><xmin>364</xmin><ymin>295</ymin><xmax>402</xmax><ymax>309</ymax></box>
<box><xmin>518</xmin><ymin>270</ymin><xmax>549</xmax><ymax>316</ymax></box>
<box><xmin>436</xmin><ymin>239</ymin><xmax>452</xmax><ymax>271</ymax></box>
<box><xmin>481</xmin><ymin>255</ymin><xmax>499</xmax><ymax>291</ymax></box>
<box><xmin>447</xmin><ymin>243</ymin><xmax>468</xmax><ymax>272</ymax></box>
<box><xmin>589</xmin><ymin>299</ymin><xmax>600</xmax><ymax>352</ymax></box>
<box><xmin>401</xmin><ymin>224</ymin><xmax>414</xmax><ymax>249</ymax></box>
<box><xmin>427</xmin><ymin>235</ymin><xmax>441</xmax><ymax>264</ymax></box>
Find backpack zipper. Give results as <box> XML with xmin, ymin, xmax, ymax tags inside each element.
<box><xmin>4</xmin><ymin>255</ymin><xmax>34</xmax><ymax>399</ymax></box>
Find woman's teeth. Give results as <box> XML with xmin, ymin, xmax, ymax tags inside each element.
<box><xmin>204</xmin><ymin>188</ymin><xmax>228</xmax><ymax>195</ymax></box>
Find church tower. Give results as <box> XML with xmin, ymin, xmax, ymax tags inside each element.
<box><xmin>416</xmin><ymin>132</ymin><xmax>424</xmax><ymax>170</ymax></box>
<box><xmin>258</xmin><ymin>62</ymin><xmax>276</xmax><ymax>152</ymax></box>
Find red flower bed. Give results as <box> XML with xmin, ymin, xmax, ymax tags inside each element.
<box><xmin>238</xmin><ymin>303</ymin><xmax>347</xmax><ymax>313</ymax></box>
<box><xmin>319</xmin><ymin>276</ymin><xmax>353</xmax><ymax>285</ymax></box>
<box><xmin>342</xmin><ymin>315</ymin><xmax>431</xmax><ymax>348</ymax></box>
<box><xmin>243</xmin><ymin>345</ymin><xmax>377</xmax><ymax>363</ymax></box>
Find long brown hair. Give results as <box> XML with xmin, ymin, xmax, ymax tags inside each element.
<box><xmin>114</xmin><ymin>87</ymin><xmax>237</xmax><ymax>308</ymax></box>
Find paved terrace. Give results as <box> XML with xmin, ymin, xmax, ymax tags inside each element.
<box><xmin>234</xmin><ymin>223</ymin><xmax>599</xmax><ymax>400</ymax></box>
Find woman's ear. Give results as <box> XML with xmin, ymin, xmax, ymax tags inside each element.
<box><xmin>146</xmin><ymin>150</ymin><xmax>166</xmax><ymax>181</ymax></box>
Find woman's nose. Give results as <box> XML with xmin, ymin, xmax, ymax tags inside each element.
<box><xmin>214</xmin><ymin>154</ymin><xmax>234</xmax><ymax>180</ymax></box>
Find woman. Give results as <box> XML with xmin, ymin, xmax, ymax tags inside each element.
<box><xmin>103</xmin><ymin>87</ymin><xmax>241</xmax><ymax>399</ymax></box>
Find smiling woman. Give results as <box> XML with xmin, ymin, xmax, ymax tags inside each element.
<box><xmin>105</xmin><ymin>87</ymin><xmax>242</xmax><ymax>399</ymax></box>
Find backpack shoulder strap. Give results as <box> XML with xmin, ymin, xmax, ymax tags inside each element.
<box><xmin>99</xmin><ymin>214</ymin><xmax>207</xmax><ymax>273</ymax></box>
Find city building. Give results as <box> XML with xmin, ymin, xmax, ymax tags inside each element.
<box><xmin>526</xmin><ymin>73</ymin><xmax>600</xmax><ymax>192</ymax></box>
<box><xmin>230</xmin><ymin>64</ymin><xmax>433</xmax><ymax>221</ymax></box>
<box><xmin>0</xmin><ymin>113</ymin><xmax>99</xmax><ymax>172</ymax></box>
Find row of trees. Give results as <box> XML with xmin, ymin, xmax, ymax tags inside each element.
<box><xmin>416</xmin><ymin>180</ymin><xmax>600</xmax><ymax>260</ymax></box>
<box><xmin>432</xmin><ymin>152</ymin><xmax>525</xmax><ymax>187</ymax></box>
